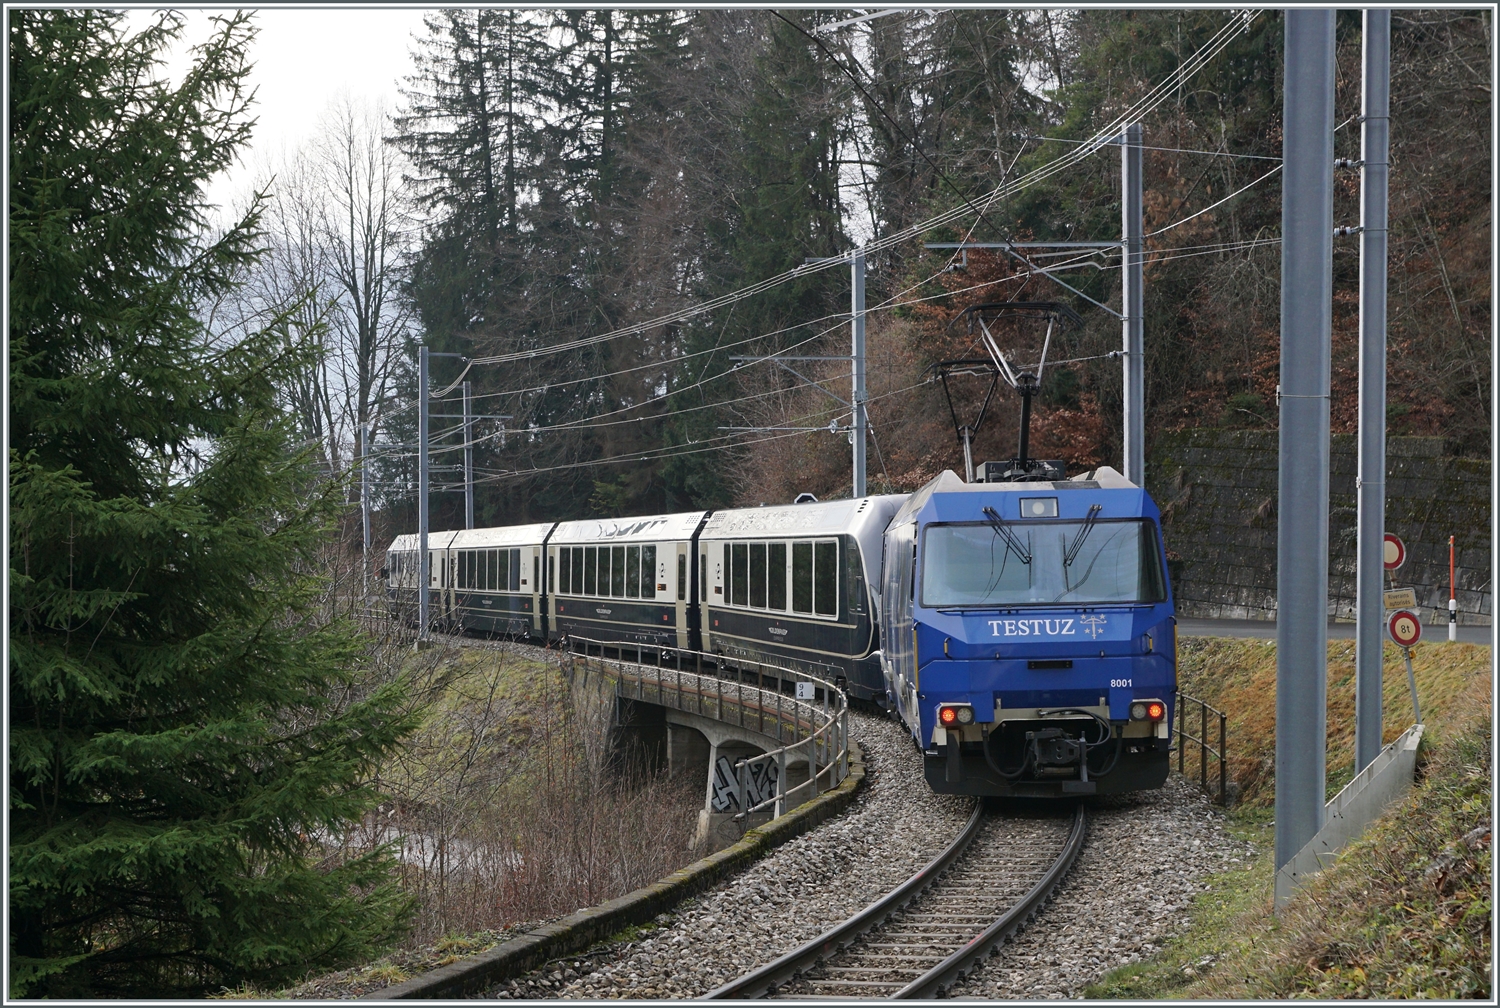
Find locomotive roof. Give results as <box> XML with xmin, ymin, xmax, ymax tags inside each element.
<box><xmin>700</xmin><ymin>494</ymin><xmax>907</xmax><ymax>540</ymax></box>
<box><xmin>549</xmin><ymin>511</ymin><xmax>708</xmax><ymax>545</ymax></box>
<box><xmin>890</xmin><ymin>467</ymin><xmax>1144</xmax><ymax>526</ymax></box>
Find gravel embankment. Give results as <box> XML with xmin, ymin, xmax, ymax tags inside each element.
<box><xmin>948</xmin><ymin>775</ymin><xmax>1253</xmax><ymax>1000</ymax></box>
<box><xmin>481</xmin><ymin>711</ymin><xmax>972</xmax><ymax>999</ymax></box>
<box><xmin>484</xmin><ymin>713</ymin><xmax>1251</xmax><ymax>1001</ymax></box>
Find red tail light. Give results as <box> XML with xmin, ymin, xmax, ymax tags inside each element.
<box><xmin>939</xmin><ymin>706</ymin><xmax>958</xmax><ymax>725</ymax></box>
<box><xmin>1146</xmin><ymin>701</ymin><xmax>1166</xmax><ymax>721</ymax></box>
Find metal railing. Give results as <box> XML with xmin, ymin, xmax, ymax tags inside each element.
<box><xmin>563</xmin><ymin>638</ymin><xmax>850</xmax><ymax>820</ymax></box>
<box><xmin>1175</xmin><ymin>691</ymin><xmax>1228</xmax><ymax>805</ymax></box>
<box><xmin>353</xmin><ymin>602</ymin><xmax>418</xmax><ymax>644</ymax></box>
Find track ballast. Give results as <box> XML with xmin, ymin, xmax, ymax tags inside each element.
<box><xmin>708</xmin><ymin>799</ymin><xmax>1086</xmax><ymax>1000</ymax></box>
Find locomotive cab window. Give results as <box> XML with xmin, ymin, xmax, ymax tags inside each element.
<box><xmin>920</xmin><ymin>519</ymin><xmax>1167</xmax><ymax>608</ymax></box>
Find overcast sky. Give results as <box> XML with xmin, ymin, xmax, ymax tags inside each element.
<box><xmin>128</xmin><ymin>7</ymin><xmax>431</xmax><ymax>220</ymax></box>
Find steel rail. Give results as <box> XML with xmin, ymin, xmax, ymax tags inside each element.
<box><xmin>704</xmin><ymin>801</ymin><xmax>1087</xmax><ymax>1000</ymax></box>
<box><xmin>702</xmin><ymin>800</ymin><xmax>985</xmax><ymax>1000</ymax></box>
<box><xmin>893</xmin><ymin>801</ymin><xmax>1087</xmax><ymax>998</ymax></box>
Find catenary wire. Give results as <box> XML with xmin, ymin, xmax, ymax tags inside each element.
<box><xmin>1146</xmin><ymin>165</ymin><xmax>1281</xmax><ymax>237</ymax></box>
<box><xmin>368</xmin><ymin>233</ymin><xmax>1275</xmax><ymax>461</ymax></box>
<box><xmin>1022</xmin><ymin>134</ymin><xmax>1282</xmax><ymax>161</ymax></box>
<box><xmin>425</xmin><ymin>10</ymin><xmax>1260</xmax><ymax>386</ymax></box>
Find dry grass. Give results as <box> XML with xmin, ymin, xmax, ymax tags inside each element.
<box><xmin>349</xmin><ymin>646</ymin><xmax>704</xmax><ymax>947</ymax></box>
<box><xmin>1190</xmin><ymin>717</ymin><xmax>1491</xmax><ymax>999</ymax></box>
<box><xmin>1087</xmin><ymin>634</ymin><xmax>1491</xmax><ymax>1000</ymax></box>
<box><xmin>1176</xmin><ymin>637</ymin><xmax>1492</xmax><ymax>809</ymax></box>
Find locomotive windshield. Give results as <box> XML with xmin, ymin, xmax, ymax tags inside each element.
<box><xmin>920</xmin><ymin>519</ymin><xmax>1166</xmax><ymax>607</ymax></box>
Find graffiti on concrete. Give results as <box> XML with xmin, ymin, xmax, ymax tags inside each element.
<box><xmin>710</xmin><ymin>755</ymin><xmax>779</xmax><ymax>812</ymax></box>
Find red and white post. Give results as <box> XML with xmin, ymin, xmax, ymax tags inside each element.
<box><xmin>1449</xmin><ymin>535</ymin><xmax>1457</xmax><ymax>642</ymax></box>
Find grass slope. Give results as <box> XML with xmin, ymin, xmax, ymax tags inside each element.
<box><xmin>1085</xmin><ymin>636</ymin><xmax>1492</xmax><ymax>1000</ymax></box>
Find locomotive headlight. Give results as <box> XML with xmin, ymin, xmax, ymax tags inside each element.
<box><xmin>1130</xmin><ymin>700</ymin><xmax>1167</xmax><ymax>722</ymax></box>
<box><xmin>939</xmin><ymin>706</ymin><xmax>959</xmax><ymax>726</ymax></box>
<box><xmin>956</xmin><ymin>706</ymin><xmax>975</xmax><ymax>725</ymax></box>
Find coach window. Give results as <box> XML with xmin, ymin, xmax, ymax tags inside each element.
<box><xmin>571</xmin><ymin>547</ymin><xmax>584</xmax><ymax>594</ymax></box>
<box><xmin>558</xmin><ymin>548</ymin><xmax>571</xmax><ymax>594</ymax></box>
<box><xmin>814</xmin><ymin>540</ymin><xmax>838</xmax><ymax>616</ymax></box>
<box><xmin>643</xmin><ymin>545</ymin><xmax>656</xmax><ymax>597</ymax></box>
<box><xmin>611</xmin><ymin>546</ymin><xmax>626</xmax><ymax>597</ymax></box>
<box><xmin>678</xmin><ymin>552</ymin><xmax>687</xmax><ymax>601</ymax></box>
<box><xmin>624</xmin><ymin>545</ymin><xmax>640</xmax><ymax>598</ymax></box>
<box><xmin>792</xmin><ymin>542</ymin><xmax>813</xmax><ymax>614</ymax></box>
<box><xmin>531</xmin><ymin>555</ymin><xmax>538</xmax><ymax>590</ymax></box>
<box><xmin>768</xmin><ymin>542</ymin><xmax>787</xmax><ymax>610</ymax></box>
<box><xmin>749</xmin><ymin>542</ymin><xmax>767</xmax><ymax>608</ymax></box>
<box><xmin>730</xmin><ymin>542</ymin><xmax>749</xmax><ymax>606</ymax></box>
<box><xmin>581</xmin><ymin>547</ymin><xmax>595</xmax><ymax>595</ymax></box>
<box><xmin>700</xmin><ymin>553</ymin><xmax>708</xmax><ymax>601</ymax></box>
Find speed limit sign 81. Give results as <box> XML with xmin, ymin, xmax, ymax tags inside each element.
<box><xmin>1388</xmin><ymin>609</ymin><xmax>1422</xmax><ymax>648</ymax></box>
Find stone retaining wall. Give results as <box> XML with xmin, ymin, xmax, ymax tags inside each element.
<box><xmin>1148</xmin><ymin>430</ymin><xmax>1491</xmax><ymax>624</ymax></box>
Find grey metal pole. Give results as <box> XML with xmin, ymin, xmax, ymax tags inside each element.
<box><xmin>360</xmin><ymin>422</ymin><xmax>370</xmax><ymax>599</ymax></box>
<box><xmin>418</xmin><ymin>344</ymin><xmax>430</xmax><ymax>642</ymax></box>
<box><xmin>1276</xmin><ymin>10</ymin><xmax>1334</xmax><ymax>875</ymax></box>
<box><xmin>1121</xmin><ymin>122</ymin><xmax>1145</xmax><ymax>486</ymax></box>
<box><xmin>852</xmin><ymin>248</ymin><xmax>868</xmax><ymax>498</ymax></box>
<box><xmin>1354</xmin><ymin>9</ymin><xmax>1391</xmax><ymax>774</ymax></box>
<box><xmin>1402</xmin><ymin>647</ymin><xmax>1422</xmax><ymax>725</ymax></box>
<box><xmin>463</xmin><ymin>380</ymin><xmax>475</xmax><ymax>530</ymax></box>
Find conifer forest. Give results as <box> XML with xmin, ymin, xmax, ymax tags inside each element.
<box><xmin>7</xmin><ymin>7</ymin><xmax>1490</xmax><ymax>997</ymax></box>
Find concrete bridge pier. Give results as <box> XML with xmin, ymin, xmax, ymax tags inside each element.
<box><xmin>660</xmin><ymin>708</ymin><xmax>814</xmax><ymax>852</ymax></box>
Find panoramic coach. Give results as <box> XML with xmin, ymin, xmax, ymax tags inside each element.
<box><xmin>546</xmin><ymin>511</ymin><xmax>709</xmax><ymax>650</ymax></box>
<box><xmin>447</xmin><ymin>522</ymin><xmax>553</xmax><ymax>638</ymax></box>
<box><xmin>698</xmin><ymin>495</ymin><xmax>905</xmax><ymax>702</ymax></box>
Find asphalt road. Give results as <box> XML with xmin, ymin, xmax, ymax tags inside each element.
<box><xmin>1179</xmin><ymin>616</ymin><xmax>1492</xmax><ymax>645</ymax></box>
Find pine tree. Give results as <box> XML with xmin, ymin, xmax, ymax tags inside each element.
<box><xmin>9</xmin><ymin>11</ymin><xmax>417</xmax><ymax>996</ymax></box>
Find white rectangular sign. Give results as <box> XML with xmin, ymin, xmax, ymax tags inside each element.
<box><xmin>1383</xmin><ymin>587</ymin><xmax>1418</xmax><ymax>610</ymax></box>
<box><xmin>795</xmin><ymin>681</ymin><xmax>816</xmax><ymax>700</ymax></box>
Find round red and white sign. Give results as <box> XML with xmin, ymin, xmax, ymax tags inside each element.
<box><xmin>1388</xmin><ymin>609</ymin><xmax>1422</xmax><ymax>647</ymax></box>
<box><xmin>1383</xmin><ymin>533</ymin><xmax>1406</xmax><ymax>571</ymax></box>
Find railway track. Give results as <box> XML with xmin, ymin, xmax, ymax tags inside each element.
<box><xmin>706</xmin><ymin>800</ymin><xmax>1086</xmax><ymax>1000</ymax></box>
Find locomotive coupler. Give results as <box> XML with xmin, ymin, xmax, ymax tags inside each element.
<box><xmin>1025</xmin><ymin>727</ymin><xmax>1084</xmax><ymax>769</ymax></box>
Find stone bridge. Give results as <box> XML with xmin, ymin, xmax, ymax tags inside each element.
<box><xmin>561</xmin><ymin>642</ymin><xmax>851</xmax><ymax>851</ymax></box>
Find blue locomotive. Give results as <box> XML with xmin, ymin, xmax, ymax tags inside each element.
<box><xmin>879</xmin><ymin>465</ymin><xmax>1176</xmax><ymax>797</ymax></box>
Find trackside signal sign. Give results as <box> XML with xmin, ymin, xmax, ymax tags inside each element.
<box><xmin>1387</xmin><ymin>609</ymin><xmax>1422</xmax><ymax>648</ymax></box>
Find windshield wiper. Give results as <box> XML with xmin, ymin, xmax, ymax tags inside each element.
<box><xmin>1064</xmin><ymin>504</ymin><xmax>1103</xmax><ymax>566</ymax></box>
<box><xmin>981</xmin><ymin>505</ymin><xmax>1032</xmax><ymax>565</ymax></box>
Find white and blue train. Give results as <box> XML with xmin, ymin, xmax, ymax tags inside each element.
<box><xmin>386</xmin><ymin>465</ymin><xmax>1176</xmax><ymax>798</ymax></box>
<box><xmin>385</xmin><ymin>495</ymin><xmax>906</xmax><ymax>699</ymax></box>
